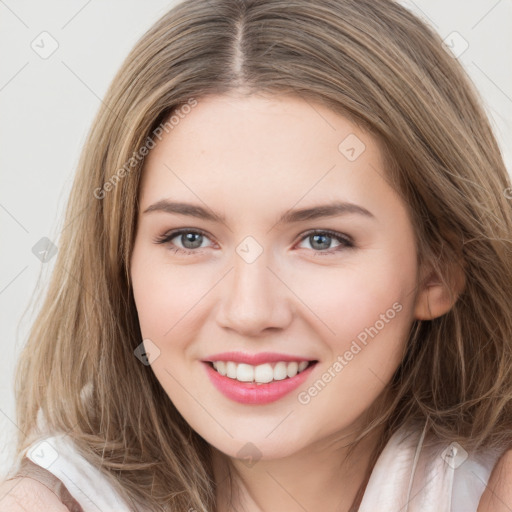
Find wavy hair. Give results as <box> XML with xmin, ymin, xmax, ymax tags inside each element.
<box><xmin>7</xmin><ymin>0</ymin><xmax>512</xmax><ymax>510</ymax></box>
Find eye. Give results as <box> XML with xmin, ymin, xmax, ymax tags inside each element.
<box><xmin>154</xmin><ymin>228</ymin><xmax>355</xmax><ymax>256</ymax></box>
<box><xmin>153</xmin><ymin>229</ymin><xmax>214</xmax><ymax>255</ymax></box>
<box><xmin>295</xmin><ymin>229</ymin><xmax>354</xmax><ymax>255</ymax></box>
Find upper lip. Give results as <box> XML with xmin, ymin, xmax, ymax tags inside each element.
<box><xmin>203</xmin><ymin>351</ymin><xmax>316</xmax><ymax>365</ymax></box>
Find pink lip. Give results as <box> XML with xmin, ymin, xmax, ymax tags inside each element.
<box><xmin>203</xmin><ymin>351</ymin><xmax>314</xmax><ymax>365</ymax></box>
<box><xmin>202</xmin><ymin>361</ymin><xmax>318</xmax><ymax>405</ymax></box>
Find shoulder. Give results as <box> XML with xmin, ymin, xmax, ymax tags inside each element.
<box><xmin>0</xmin><ymin>476</ymin><xmax>70</xmax><ymax>511</ymax></box>
<box><xmin>478</xmin><ymin>448</ymin><xmax>512</xmax><ymax>512</ymax></box>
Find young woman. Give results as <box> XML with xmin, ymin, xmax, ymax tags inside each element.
<box><xmin>2</xmin><ymin>0</ymin><xmax>512</xmax><ymax>511</ymax></box>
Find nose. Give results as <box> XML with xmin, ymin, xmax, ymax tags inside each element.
<box><xmin>216</xmin><ymin>247</ymin><xmax>294</xmax><ymax>336</ymax></box>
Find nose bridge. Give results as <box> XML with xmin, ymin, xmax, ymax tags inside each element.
<box><xmin>216</xmin><ymin>239</ymin><xmax>292</xmax><ymax>334</ymax></box>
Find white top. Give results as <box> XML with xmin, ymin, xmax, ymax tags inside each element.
<box><xmin>358</xmin><ymin>422</ymin><xmax>501</xmax><ymax>511</ymax></box>
<box><xmin>23</xmin><ymin>433</ymin><xmax>132</xmax><ymax>512</ymax></box>
<box><xmin>23</xmin><ymin>421</ymin><xmax>501</xmax><ymax>511</ymax></box>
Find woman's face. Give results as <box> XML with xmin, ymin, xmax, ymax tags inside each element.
<box><xmin>130</xmin><ymin>93</ymin><xmax>422</xmax><ymax>460</ymax></box>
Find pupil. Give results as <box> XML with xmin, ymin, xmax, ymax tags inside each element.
<box><xmin>312</xmin><ymin>234</ymin><xmax>330</xmax><ymax>250</ymax></box>
<box><xmin>183</xmin><ymin>233</ymin><xmax>202</xmax><ymax>249</ymax></box>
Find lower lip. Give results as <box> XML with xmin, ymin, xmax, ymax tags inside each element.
<box><xmin>202</xmin><ymin>361</ymin><xmax>317</xmax><ymax>405</ymax></box>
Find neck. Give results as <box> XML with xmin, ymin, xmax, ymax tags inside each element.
<box><xmin>212</xmin><ymin>422</ymin><xmax>387</xmax><ymax>512</ymax></box>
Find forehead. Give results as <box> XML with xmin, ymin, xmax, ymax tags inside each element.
<box><xmin>138</xmin><ymin>93</ymin><xmax>396</xmax><ymax>221</ymax></box>
<box><xmin>145</xmin><ymin>93</ymin><xmax>379</xmax><ymax>166</ymax></box>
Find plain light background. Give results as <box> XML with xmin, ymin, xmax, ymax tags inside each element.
<box><xmin>0</xmin><ymin>0</ymin><xmax>511</xmax><ymax>475</ymax></box>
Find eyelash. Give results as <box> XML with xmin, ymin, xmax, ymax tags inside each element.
<box><xmin>153</xmin><ymin>228</ymin><xmax>355</xmax><ymax>256</ymax></box>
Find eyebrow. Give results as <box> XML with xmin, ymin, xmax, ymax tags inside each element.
<box><xmin>142</xmin><ymin>199</ymin><xmax>375</xmax><ymax>225</ymax></box>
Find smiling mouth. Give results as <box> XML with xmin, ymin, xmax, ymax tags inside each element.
<box><xmin>205</xmin><ymin>360</ymin><xmax>318</xmax><ymax>384</ymax></box>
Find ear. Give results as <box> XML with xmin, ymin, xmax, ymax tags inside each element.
<box><xmin>413</xmin><ymin>259</ymin><xmax>466</xmax><ymax>321</ymax></box>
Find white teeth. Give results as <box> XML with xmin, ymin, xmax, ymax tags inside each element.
<box><xmin>215</xmin><ymin>361</ymin><xmax>227</xmax><ymax>376</ymax></box>
<box><xmin>211</xmin><ymin>360</ymin><xmax>312</xmax><ymax>383</ymax></box>
<box><xmin>226</xmin><ymin>361</ymin><xmax>237</xmax><ymax>379</ymax></box>
<box><xmin>287</xmin><ymin>361</ymin><xmax>298</xmax><ymax>377</ymax></box>
<box><xmin>273</xmin><ymin>362</ymin><xmax>288</xmax><ymax>381</ymax></box>
<box><xmin>298</xmin><ymin>361</ymin><xmax>308</xmax><ymax>372</ymax></box>
<box><xmin>254</xmin><ymin>363</ymin><xmax>274</xmax><ymax>383</ymax></box>
<box><xmin>237</xmin><ymin>363</ymin><xmax>254</xmax><ymax>382</ymax></box>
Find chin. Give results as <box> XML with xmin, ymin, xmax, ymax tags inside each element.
<box><xmin>205</xmin><ymin>425</ymin><xmax>311</xmax><ymax>463</ymax></box>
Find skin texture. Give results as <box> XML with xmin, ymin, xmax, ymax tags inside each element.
<box><xmin>130</xmin><ymin>93</ymin><xmax>463</xmax><ymax>511</ymax></box>
<box><xmin>0</xmin><ymin>478</ymin><xmax>69</xmax><ymax>511</ymax></box>
<box><xmin>478</xmin><ymin>451</ymin><xmax>512</xmax><ymax>511</ymax></box>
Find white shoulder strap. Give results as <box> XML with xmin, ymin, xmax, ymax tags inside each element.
<box><xmin>25</xmin><ymin>434</ymin><xmax>132</xmax><ymax>512</ymax></box>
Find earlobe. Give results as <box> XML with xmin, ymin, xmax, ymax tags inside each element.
<box><xmin>413</xmin><ymin>262</ymin><xmax>466</xmax><ymax>321</ymax></box>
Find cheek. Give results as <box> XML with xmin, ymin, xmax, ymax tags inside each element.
<box><xmin>295</xmin><ymin>254</ymin><xmax>415</xmax><ymax>346</ymax></box>
<box><xmin>131</xmin><ymin>247</ymin><xmax>216</xmax><ymax>346</ymax></box>
<box><xmin>131</xmin><ymin>246</ymin><xmax>181</xmax><ymax>341</ymax></box>
<box><xmin>293</xmin><ymin>268</ymin><xmax>414</xmax><ymax>434</ymax></box>
<box><xmin>291</xmin><ymin>246</ymin><xmax>417</xmax><ymax>413</ymax></box>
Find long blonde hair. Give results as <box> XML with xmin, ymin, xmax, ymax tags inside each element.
<box><xmin>9</xmin><ymin>0</ymin><xmax>512</xmax><ymax>510</ymax></box>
